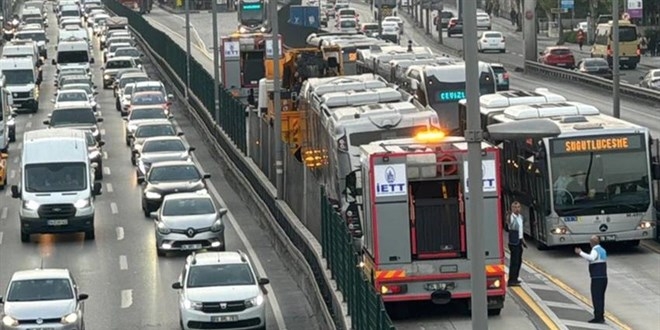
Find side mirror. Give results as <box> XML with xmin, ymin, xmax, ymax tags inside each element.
<box><xmin>97</xmin><ymin>117</ymin><xmax>104</xmax><ymax>122</ymax></box>
<box><xmin>171</xmin><ymin>282</ymin><xmax>183</xmax><ymax>290</ymax></box>
<box><xmin>78</xmin><ymin>293</ymin><xmax>89</xmax><ymax>301</ymax></box>
<box><xmin>10</xmin><ymin>185</ymin><xmax>20</xmax><ymax>199</ymax></box>
<box><xmin>177</xmin><ymin>132</ymin><xmax>184</xmax><ymax>136</ymax></box>
<box><xmin>51</xmin><ymin>99</ymin><xmax>56</xmax><ymax>103</ymax></box>
<box><xmin>538</xmin><ymin>52</ymin><xmax>544</xmax><ymax>56</ymax></box>
<box><xmin>258</xmin><ymin>278</ymin><xmax>270</xmax><ymax>286</ymax></box>
<box><xmin>98</xmin><ymin>141</ymin><xmax>106</xmax><ymax>146</ymax></box>
<box><xmin>92</xmin><ymin>182</ymin><xmax>102</xmax><ymax>195</ymax></box>
<box><xmin>137</xmin><ymin>176</ymin><xmax>144</xmax><ymax>184</ymax></box>
<box><xmin>167</xmin><ymin>93</ymin><xmax>174</xmax><ymax>100</ymax></box>
<box><xmin>652</xmin><ymin>162</ymin><xmax>660</xmax><ymax>180</ymax></box>
<box><xmin>150</xmin><ymin>212</ymin><xmax>158</xmax><ymax>219</ymax></box>
<box><xmin>94</xmin><ymin>91</ymin><xmax>99</xmax><ymax>95</ymax></box>
<box><xmin>90</xmin><ymin>57</ymin><xmax>95</xmax><ymax>64</ymax></box>
<box><xmin>639</xmin><ymin>76</ymin><xmax>644</xmax><ymax>80</ymax></box>
<box><xmin>52</xmin><ymin>59</ymin><xmax>56</xmax><ymax>65</ymax></box>
<box><xmin>188</xmin><ymin>147</ymin><xmax>196</xmax><ymax>152</ymax></box>
<box><xmin>100</xmin><ymin>66</ymin><xmax>104</xmax><ymax>70</ymax></box>
<box><xmin>43</xmin><ymin>119</ymin><xmax>50</xmax><ymax>125</ymax></box>
<box><xmin>203</xmin><ymin>173</ymin><xmax>211</xmax><ymax>179</ymax></box>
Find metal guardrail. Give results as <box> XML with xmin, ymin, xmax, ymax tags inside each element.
<box><xmin>524</xmin><ymin>60</ymin><xmax>660</xmax><ymax>103</ymax></box>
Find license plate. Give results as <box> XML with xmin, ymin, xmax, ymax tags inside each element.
<box><xmin>557</xmin><ymin>63</ymin><xmax>567</xmax><ymax>66</ymax></box>
<box><xmin>47</xmin><ymin>219</ymin><xmax>68</xmax><ymax>226</ymax></box>
<box><xmin>211</xmin><ymin>315</ymin><xmax>238</xmax><ymax>322</ymax></box>
<box><xmin>181</xmin><ymin>244</ymin><xmax>202</xmax><ymax>250</ymax></box>
<box><xmin>620</xmin><ymin>57</ymin><xmax>629</xmax><ymax>60</ymax></box>
<box><xmin>599</xmin><ymin>235</ymin><xmax>617</xmax><ymax>242</ymax></box>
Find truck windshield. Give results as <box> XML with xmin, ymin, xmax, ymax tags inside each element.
<box><xmin>2</xmin><ymin>69</ymin><xmax>34</xmax><ymax>85</ymax></box>
<box><xmin>25</xmin><ymin>162</ymin><xmax>87</xmax><ymax>192</ymax></box>
<box><xmin>57</xmin><ymin>51</ymin><xmax>89</xmax><ymax>64</ymax></box>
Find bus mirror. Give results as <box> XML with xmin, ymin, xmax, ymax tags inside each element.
<box><xmin>652</xmin><ymin>162</ymin><xmax>660</xmax><ymax>180</ymax></box>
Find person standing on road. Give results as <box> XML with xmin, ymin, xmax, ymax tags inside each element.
<box><xmin>577</xmin><ymin>29</ymin><xmax>585</xmax><ymax>50</ymax></box>
<box><xmin>575</xmin><ymin>235</ymin><xmax>608</xmax><ymax>324</ymax></box>
<box><xmin>507</xmin><ymin>201</ymin><xmax>526</xmax><ymax>287</ymax></box>
<box><xmin>510</xmin><ymin>8</ymin><xmax>516</xmax><ymax>26</ymax></box>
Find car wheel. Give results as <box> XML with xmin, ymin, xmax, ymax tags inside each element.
<box><xmin>85</xmin><ymin>229</ymin><xmax>95</xmax><ymax>240</ymax></box>
<box><xmin>9</xmin><ymin>130</ymin><xmax>15</xmax><ymax>142</ymax></box>
<box><xmin>21</xmin><ymin>231</ymin><xmax>30</xmax><ymax>243</ymax></box>
<box><xmin>501</xmin><ymin>49</ymin><xmax>506</xmax><ymax>53</ymax></box>
<box><xmin>125</xmin><ymin>138</ymin><xmax>131</xmax><ymax>146</ymax></box>
<box><xmin>144</xmin><ymin>208</ymin><xmax>151</xmax><ymax>217</ymax></box>
<box><xmin>157</xmin><ymin>246</ymin><xmax>166</xmax><ymax>257</ymax></box>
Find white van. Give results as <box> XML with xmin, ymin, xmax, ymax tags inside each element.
<box><xmin>10</xmin><ymin>128</ymin><xmax>102</xmax><ymax>242</ymax></box>
<box><xmin>0</xmin><ymin>57</ymin><xmax>41</xmax><ymax>112</ymax></box>
<box><xmin>2</xmin><ymin>39</ymin><xmax>42</xmax><ymax>67</ymax></box>
<box><xmin>53</xmin><ymin>38</ymin><xmax>94</xmax><ymax>72</ymax></box>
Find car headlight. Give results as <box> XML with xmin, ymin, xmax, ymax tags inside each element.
<box><xmin>89</xmin><ymin>150</ymin><xmax>101</xmax><ymax>159</ymax></box>
<box><xmin>1</xmin><ymin>315</ymin><xmax>18</xmax><ymax>327</ymax></box>
<box><xmin>183</xmin><ymin>297</ymin><xmax>202</xmax><ymax>310</ymax></box>
<box><xmin>92</xmin><ymin>128</ymin><xmax>100</xmax><ymax>136</ymax></box>
<box><xmin>23</xmin><ymin>199</ymin><xmax>40</xmax><ymax>211</ymax></box>
<box><xmin>245</xmin><ymin>294</ymin><xmax>264</xmax><ymax>308</ymax></box>
<box><xmin>145</xmin><ymin>191</ymin><xmax>161</xmax><ymax>200</ymax></box>
<box><xmin>74</xmin><ymin>198</ymin><xmax>91</xmax><ymax>209</ymax></box>
<box><xmin>156</xmin><ymin>221</ymin><xmax>171</xmax><ymax>234</ymax></box>
<box><xmin>61</xmin><ymin>312</ymin><xmax>78</xmax><ymax>324</ymax></box>
<box><xmin>211</xmin><ymin>219</ymin><xmax>224</xmax><ymax>232</ymax></box>
<box><xmin>104</xmin><ymin>74</ymin><xmax>110</xmax><ymax>80</ymax></box>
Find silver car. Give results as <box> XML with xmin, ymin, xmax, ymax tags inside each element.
<box><xmin>0</xmin><ymin>268</ymin><xmax>88</xmax><ymax>330</ymax></box>
<box><xmin>130</xmin><ymin>120</ymin><xmax>182</xmax><ymax>165</ymax></box>
<box><xmin>135</xmin><ymin>136</ymin><xmax>194</xmax><ymax>177</ymax></box>
<box><xmin>151</xmin><ymin>191</ymin><xmax>227</xmax><ymax>256</ymax></box>
<box><xmin>123</xmin><ymin>106</ymin><xmax>172</xmax><ymax>145</ymax></box>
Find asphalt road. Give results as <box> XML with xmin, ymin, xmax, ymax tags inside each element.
<box><xmin>0</xmin><ymin>3</ymin><xmax>318</xmax><ymax>329</ymax></box>
<box><xmin>142</xmin><ymin>4</ymin><xmax>659</xmax><ymax>329</ymax></box>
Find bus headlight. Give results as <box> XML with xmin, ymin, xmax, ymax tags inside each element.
<box><xmin>637</xmin><ymin>220</ymin><xmax>653</xmax><ymax>230</ymax></box>
<box><xmin>550</xmin><ymin>226</ymin><xmax>569</xmax><ymax>235</ymax></box>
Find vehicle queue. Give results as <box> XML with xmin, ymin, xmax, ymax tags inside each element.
<box><xmin>0</xmin><ymin>1</ymin><xmax>270</xmax><ymax>330</ymax></box>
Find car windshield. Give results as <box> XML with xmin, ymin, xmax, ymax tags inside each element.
<box><xmin>340</xmin><ymin>20</ymin><xmax>356</xmax><ymax>28</ymax></box>
<box><xmin>142</xmin><ymin>139</ymin><xmax>185</xmax><ymax>153</ymax></box>
<box><xmin>61</xmin><ymin>10</ymin><xmax>79</xmax><ymax>17</ymax></box>
<box><xmin>120</xmin><ymin>77</ymin><xmax>148</xmax><ymax>88</ymax></box>
<box><xmin>441</xmin><ymin>11</ymin><xmax>453</xmax><ymax>18</ymax></box>
<box><xmin>63</xmin><ymin>85</ymin><xmax>93</xmax><ymax>94</ymax></box>
<box><xmin>123</xmin><ymin>85</ymin><xmax>134</xmax><ymax>95</ymax></box>
<box><xmin>550</xmin><ymin>48</ymin><xmax>571</xmax><ymax>55</ymax></box>
<box><xmin>51</xmin><ymin>109</ymin><xmax>96</xmax><ymax>126</ymax></box>
<box><xmin>363</xmin><ymin>25</ymin><xmax>378</xmax><ymax>31</ymax></box>
<box><xmin>106</xmin><ymin>60</ymin><xmax>133</xmax><ymax>69</ymax></box>
<box><xmin>129</xmin><ymin>108</ymin><xmax>167</xmax><ymax>120</ymax></box>
<box><xmin>136</xmin><ymin>85</ymin><xmax>163</xmax><ymax>93</ymax></box>
<box><xmin>109</xmin><ymin>43</ymin><xmax>130</xmax><ymax>52</ymax></box>
<box><xmin>584</xmin><ymin>59</ymin><xmax>607</xmax><ymax>67</ymax></box>
<box><xmin>148</xmin><ymin>165</ymin><xmax>201</xmax><ymax>182</ymax></box>
<box><xmin>2</xmin><ymin>69</ymin><xmax>34</xmax><ymax>85</ymax></box>
<box><xmin>618</xmin><ymin>26</ymin><xmax>637</xmax><ymax>42</ymax></box>
<box><xmin>135</xmin><ymin>124</ymin><xmax>176</xmax><ymax>138</ymax></box>
<box><xmin>115</xmin><ymin>48</ymin><xmax>140</xmax><ymax>57</ymax></box>
<box><xmin>16</xmin><ymin>32</ymin><xmax>46</xmax><ymax>41</ymax></box>
<box><xmin>84</xmin><ymin>132</ymin><xmax>96</xmax><ymax>146</ymax></box>
<box><xmin>6</xmin><ymin>279</ymin><xmax>74</xmax><ymax>301</ymax></box>
<box><xmin>133</xmin><ymin>94</ymin><xmax>165</xmax><ymax>105</ymax></box>
<box><xmin>25</xmin><ymin>162</ymin><xmax>87</xmax><ymax>192</ymax></box>
<box><xmin>186</xmin><ymin>264</ymin><xmax>255</xmax><ymax>288</ymax></box>
<box><xmin>57</xmin><ymin>92</ymin><xmax>88</xmax><ymax>102</ymax></box>
<box><xmin>162</xmin><ymin>198</ymin><xmax>215</xmax><ymax>216</ymax></box>
<box><xmin>484</xmin><ymin>33</ymin><xmax>501</xmax><ymax>38</ymax></box>
<box><xmin>57</xmin><ymin>51</ymin><xmax>90</xmax><ymax>64</ymax></box>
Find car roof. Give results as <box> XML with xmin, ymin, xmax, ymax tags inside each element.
<box><xmin>133</xmin><ymin>91</ymin><xmax>164</xmax><ymax>96</ymax></box>
<box><xmin>54</xmin><ymin>102</ymin><xmax>93</xmax><ymax>109</ymax></box>
<box><xmin>135</xmin><ymin>119</ymin><xmax>174</xmax><ymax>127</ymax></box>
<box><xmin>163</xmin><ymin>191</ymin><xmax>213</xmax><ymax>202</ymax></box>
<box><xmin>143</xmin><ymin>136</ymin><xmax>183</xmax><ymax>143</ymax></box>
<box><xmin>187</xmin><ymin>251</ymin><xmax>247</xmax><ymax>266</ymax></box>
<box><xmin>150</xmin><ymin>160</ymin><xmax>196</xmax><ymax>168</ymax></box>
<box><xmin>135</xmin><ymin>81</ymin><xmax>163</xmax><ymax>86</ymax></box>
<box><xmin>58</xmin><ymin>89</ymin><xmax>88</xmax><ymax>94</ymax></box>
<box><xmin>107</xmin><ymin>56</ymin><xmax>135</xmax><ymax>61</ymax></box>
<box><xmin>11</xmin><ymin>268</ymin><xmax>71</xmax><ymax>281</ymax></box>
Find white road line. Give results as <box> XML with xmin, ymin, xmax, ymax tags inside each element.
<box><xmin>25</xmin><ymin>122</ymin><xmax>32</xmax><ymax>129</ymax></box>
<box><xmin>119</xmin><ymin>255</ymin><xmax>128</xmax><ymax>270</ymax></box>
<box><xmin>120</xmin><ymin>289</ymin><xmax>133</xmax><ymax>308</ymax></box>
<box><xmin>110</xmin><ymin>202</ymin><xmax>119</xmax><ymax>214</ymax></box>
<box><xmin>204</xmin><ymin>168</ymin><xmax>287</xmax><ymax>329</ymax></box>
<box><xmin>28</xmin><ymin>114</ymin><xmax>33</xmax><ymax>118</ymax></box>
<box><xmin>106</xmin><ymin>183</ymin><xmax>114</xmax><ymax>193</ymax></box>
<box><xmin>5</xmin><ymin>189</ymin><xmax>10</xmax><ymax>197</ymax></box>
<box><xmin>9</xmin><ymin>170</ymin><xmax>15</xmax><ymax>179</ymax></box>
<box><xmin>116</xmin><ymin>227</ymin><xmax>124</xmax><ymax>240</ymax></box>
<box><xmin>103</xmin><ymin>151</ymin><xmax>108</xmax><ymax>159</ymax></box>
<box><xmin>100</xmin><ymin>128</ymin><xmax>106</xmax><ymax>136</ymax></box>
<box><xmin>13</xmin><ymin>156</ymin><xmax>19</xmax><ymax>164</ymax></box>
<box><xmin>0</xmin><ymin>207</ymin><xmax>7</xmax><ymax>220</ymax></box>
<box><xmin>544</xmin><ymin>301</ymin><xmax>586</xmax><ymax>310</ymax></box>
<box><xmin>103</xmin><ymin>167</ymin><xmax>111</xmax><ymax>175</ymax></box>
<box><xmin>525</xmin><ymin>282</ymin><xmax>553</xmax><ymax>291</ymax></box>
<box><xmin>0</xmin><ymin>232</ymin><xmax>3</xmax><ymax>245</ymax></box>
<box><xmin>16</xmin><ymin>142</ymin><xmax>22</xmax><ymax>149</ymax></box>
<box><xmin>561</xmin><ymin>320</ymin><xmax>613</xmax><ymax>329</ymax></box>
<box><xmin>520</xmin><ymin>282</ymin><xmax>570</xmax><ymax>330</ymax></box>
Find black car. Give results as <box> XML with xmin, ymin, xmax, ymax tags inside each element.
<box><xmin>490</xmin><ymin>63</ymin><xmax>510</xmax><ymax>91</ymax></box>
<box><xmin>447</xmin><ymin>18</ymin><xmax>463</xmax><ymax>37</ymax></box>
<box><xmin>576</xmin><ymin>58</ymin><xmax>613</xmax><ymax>79</ymax></box>
<box><xmin>138</xmin><ymin>161</ymin><xmax>211</xmax><ymax>216</ymax></box>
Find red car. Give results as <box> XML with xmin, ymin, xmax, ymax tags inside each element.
<box><xmin>538</xmin><ymin>46</ymin><xmax>576</xmax><ymax>69</ymax></box>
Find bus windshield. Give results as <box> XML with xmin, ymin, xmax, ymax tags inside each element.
<box><xmin>550</xmin><ymin>134</ymin><xmax>650</xmax><ymax>216</ymax></box>
<box><xmin>57</xmin><ymin>51</ymin><xmax>90</xmax><ymax>64</ymax></box>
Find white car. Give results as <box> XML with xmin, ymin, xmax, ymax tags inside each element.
<box><xmin>382</xmin><ymin>16</ymin><xmax>403</xmax><ymax>34</ymax></box>
<box><xmin>477</xmin><ymin>12</ymin><xmax>492</xmax><ymax>30</ymax></box>
<box><xmin>478</xmin><ymin>31</ymin><xmax>505</xmax><ymax>53</ymax></box>
<box><xmin>172</xmin><ymin>251</ymin><xmax>271</xmax><ymax>330</ymax></box>
<box><xmin>336</xmin><ymin>18</ymin><xmax>358</xmax><ymax>33</ymax></box>
<box><xmin>52</xmin><ymin>89</ymin><xmax>97</xmax><ymax>110</ymax></box>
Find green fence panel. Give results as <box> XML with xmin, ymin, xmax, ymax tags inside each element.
<box><xmin>320</xmin><ymin>188</ymin><xmax>395</xmax><ymax>330</ymax></box>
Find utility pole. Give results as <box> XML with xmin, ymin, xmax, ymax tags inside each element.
<box><xmin>463</xmin><ymin>0</ymin><xmax>488</xmax><ymax>327</ymax></box>
<box><xmin>212</xmin><ymin>0</ymin><xmax>221</xmax><ymax>123</ymax></box>
<box><xmin>557</xmin><ymin>0</ymin><xmax>564</xmax><ymax>41</ymax></box>
<box><xmin>271</xmin><ymin>0</ymin><xmax>283</xmax><ymax>198</ymax></box>
<box><xmin>612</xmin><ymin>0</ymin><xmax>620</xmax><ymax>118</ymax></box>
<box><xmin>185</xmin><ymin>0</ymin><xmax>191</xmax><ymax>102</ymax></box>
<box><xmin>437</xmin><ymin>6</ymin><xmax>443</xmax><ymax>44</ymax></box>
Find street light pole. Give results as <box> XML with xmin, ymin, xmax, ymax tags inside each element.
<box><xmin>462</xmin><ymin>0</ymin><xmax>488</xmax><ymax>328</ymax></box>
<box><xmin>184</xmin><ymin>0</ymin><xmax>191</xmax><ymax>102</ymax></box>
<box><xmin>612</xmin><ymin>0</ymin><xmax>621</xmax><ymax>118</ymax></box>
<box><xmin>211</xmin><ymin>0</ymin><xmax>221</xmax><ymax>123</ymax></box>
<box><xmin>270</xmin><ymin>0</ymin><xmax>283</xmax><ymax>198</ymax></box>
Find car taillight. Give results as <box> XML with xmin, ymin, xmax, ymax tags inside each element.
<box><xmin>636</xmin><ymin>44</ymin><xmax>641</xmax><ymax>56</ymax></box>
<box><xmin>380</xmin><ymin>284</ymin><xmax>407</xmax><ymax>295</ymax></box>
<box><xmin>501</xmin><ymin>36</ymin><xmax>506</xmax><ymax>42</ymax></box>
<box><xmin>503</xmin><ymin>72</ymin><xmax>510</xmax><ymax>79</ymax></box>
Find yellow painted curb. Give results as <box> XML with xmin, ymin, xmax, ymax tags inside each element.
<box><xmin>510</xmin><ymin>286</ymin><xmax>561</xmax><ymax>330</ymax></box>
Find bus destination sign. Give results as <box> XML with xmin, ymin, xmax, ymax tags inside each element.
<box><xmin>437</xmin><ymin>90</ymin><xmax>466</xmax><ymax>103</ymax></box>
<box><xmin>552</xmin><ymin>134</ymin><xmax>644</xmax><ymax>154</ymax></box>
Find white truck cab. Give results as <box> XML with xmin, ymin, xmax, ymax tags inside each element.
<box><xmin>10</xmin><ymin>128</ymin><xmax>102</xmax><ymax>242</ymax></box>
<box><xmin>2</xmin><ymin>39</ymin><xmax>42</xmax><ymax>67</ymax></box>
<box><xmin>53</xmin><ymin>37</ymin><xmax>94</xmax><ymax>73</ymax></box>
<box><xmin>0</xmin><ymin>57</ymin><xmax>41</xmax><ymax>113</ymax></box>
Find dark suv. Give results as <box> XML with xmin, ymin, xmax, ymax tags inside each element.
<box><xmin>447</xmin><ymin>18</ymin><xmax>463</xmax><ymax>37</ymax></box>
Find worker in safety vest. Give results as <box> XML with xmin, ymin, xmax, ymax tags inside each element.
<box><xmin>575</xmin><ymin>235</ymin><xmax>608</xmax><ymax>324</ymax></box>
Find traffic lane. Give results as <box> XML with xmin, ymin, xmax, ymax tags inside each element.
<box><xmin>132</xmin><ymin>31</ymin><xmax>320</xmax><ymax>328</ymax></box>
<box><xmin>520</xmin><ymin>241</ymin><xmax>660</xmax><ymax>330</ymax></box>
<box><xmin>510</xmin><ymin>73</ymin><xmax>660</xmax><ymax>137</ymax></box>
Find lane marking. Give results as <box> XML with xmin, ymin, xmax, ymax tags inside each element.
<box><xmin>0</xmin><ymin>232</ymin><xmax>3</xmax><ymax>245</ymax></box>
<box><xmin>120</xmin><ymin>289</ymin><xmax>133</xmax><ymax>308</ymax></box>
<box><xmin>561</xmin><ymin>320</ymin><xmax>614</xmax><ymax>329</ymax></box>
<box><xmin>103</xmin><ymin>151</ymin><xmax>108</xmax><ymax>159</ymax></box>
<box><xmin>119</xmin><ymin>255</ymin><xmax>128</xmax><ymax>270</ymax></box>
<box><xmin>13</xmin><ymin>156</ymin><xmax>19</xmax><ymax>164</ymax></box>
<box><xmin>110</xmin><ymin>202</ymin><xmax>118</xmax><ymax>214</ymax></box>
<box><xmin>5</xmin><ymin>188</ymin><xmax>10</xmax><ymax>197</ymax></box>
<box><xmin>100</xmin><ymin>128</ymin><xmax>106</xmax><ymax>136</ymax></box>
<box><xmin>10</xmin><ymin>170</ymin><xmax>15</xmax><ymax>179</ymax></box>
<box><xmin>28</xmin><ymin>114</ymin><xmax>33</xmax><ymax>118</ymax></box>
<box><xmin>0</xmin><ymin>207</ymin><xmax>7</xmax><ymax>220</ymax></box>
<box><xmin>25</xmin><ymin>122</ymin><xmax>32</xmax><ymax>129</ymax></box>
<box><xmin>106</xmin><ymin>183</ymin><xmax>114</xmax><ymax>193</ymax></box>
<box><xmin>510</xmin><ymin>286</ymin><xmax>566</xmax><ymax>330</ymax></box>
<box><xmin>103</xmin><ymin>167</ymin><xmax>111</xmax><ymax>175</ymax></box>
<box><xmin>544</xmin><ymin>300</ymin><xmax>587</xmax><ymax>310</ymax></box>
<box><xmin>116</xmin><ymin>226</ymin><xmax>124</xmax><ymax>240</ymax></box>
<box><xmin>16</xmin><ymin>142</ymin><xmax>22</xmax><ymax>149</ymax></box>
<box><xmin>525</xmin><ymin>282</ymin><xmax>554</xmax><ymax>291</ymax></box>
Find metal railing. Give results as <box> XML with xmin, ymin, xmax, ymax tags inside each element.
<box><xmin>524</xmin><ymin>61</ymin><xmax>660</xmax><ymax>103</ymax></box>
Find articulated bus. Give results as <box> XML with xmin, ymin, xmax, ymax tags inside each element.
<box><xmin>238</xmin><ymin>0</ymin><xmax>269</xmax><ymax>33</ymax></box>
<box><xmin>482</xmin><ymin>101</ymin><xmax>658</xmax><ymax>248</ymax></box>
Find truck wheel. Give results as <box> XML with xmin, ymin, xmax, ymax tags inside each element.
<box><xmin>33</xmin><ymin>102</ymin><xmax>39</xmax><ymax>113</ymax></box>
<box><xmin>21</xmin><ymin>231</ymin><xmax>30</xmax><ymax>243</ymax></box>
<box><xmin>488</xmin><ymin>308</ymin><xmax>502</xmax><ymax>316</ymax></box>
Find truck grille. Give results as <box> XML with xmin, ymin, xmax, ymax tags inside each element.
<box><xmin>201</xmin><ymin>300</ymin><xmax>247</xmax><ymax>313</ymax></box>
<box><xmin>38</xmin><ymin>204</ymin><xmax>76</xmax><ymax>218</ymax></box>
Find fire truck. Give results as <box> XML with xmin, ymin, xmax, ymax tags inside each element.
<box><xmin>353</xmin><ymin>131</ymin><xmax>506</xmax><ymax>314</ymax></box>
